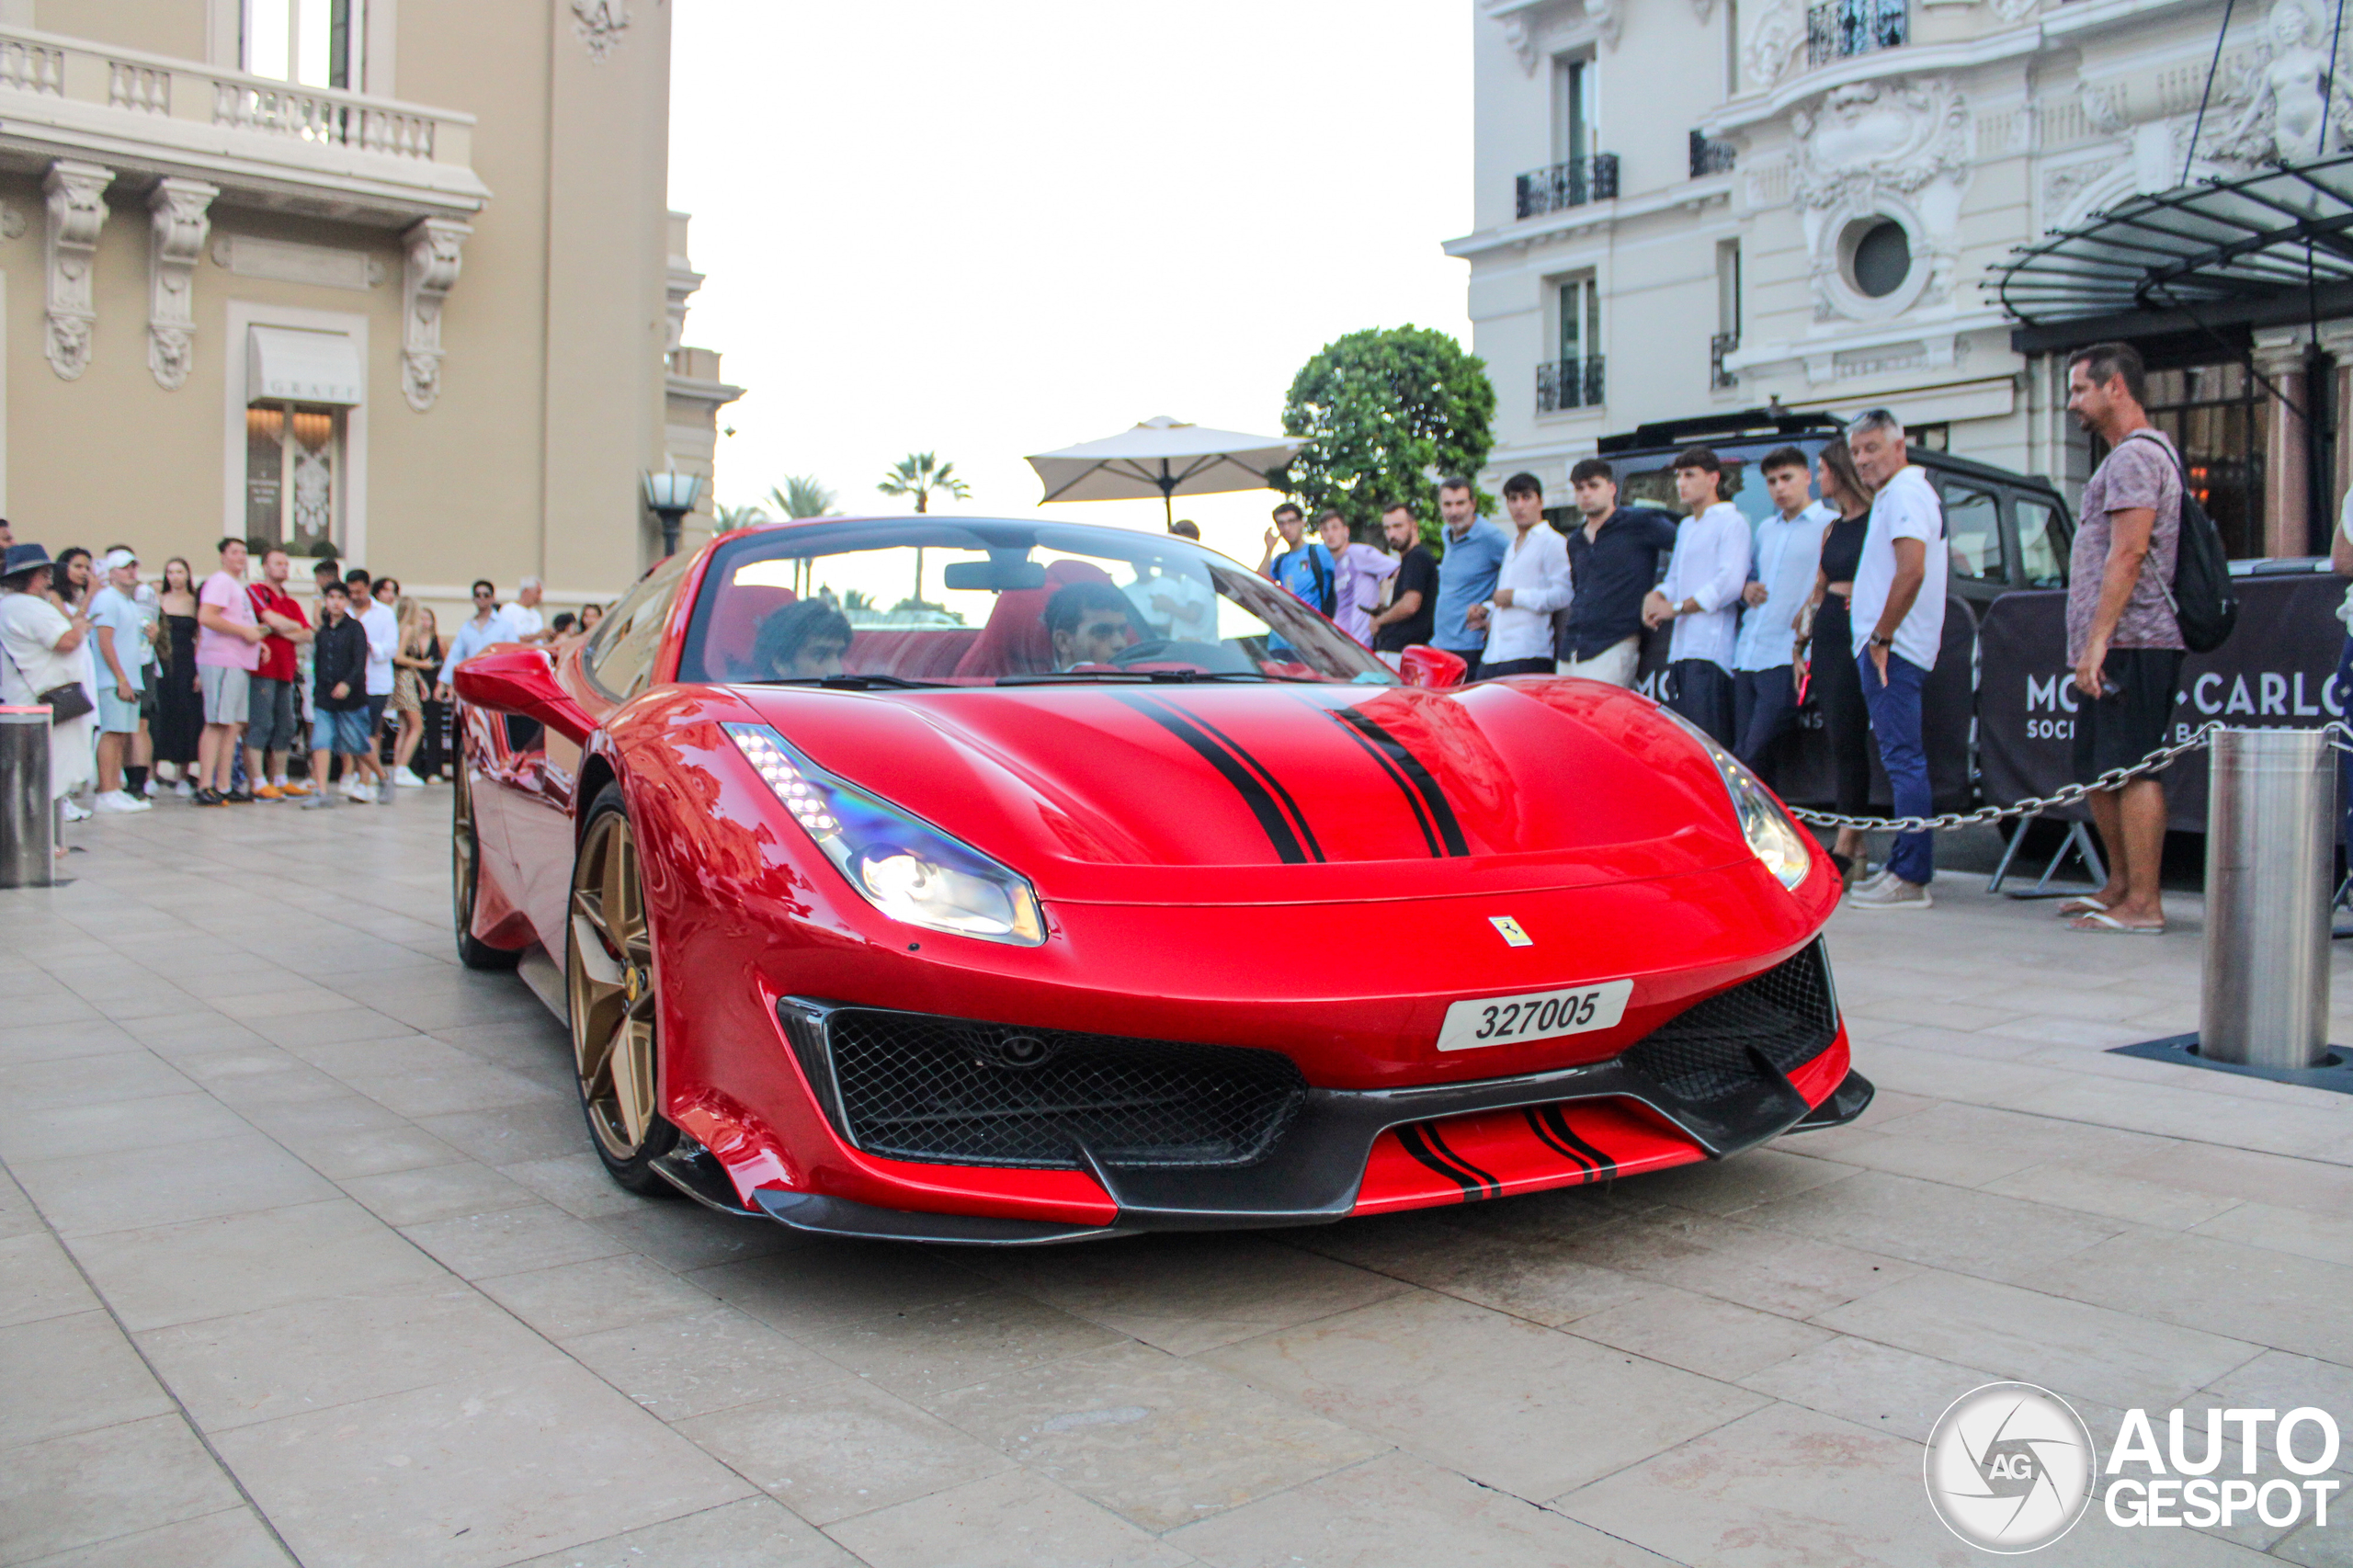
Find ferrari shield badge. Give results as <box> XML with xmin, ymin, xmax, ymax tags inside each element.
<box><xmin>1488</xmin><ymin>915</ymin><xmax>1533</xmax><ymax>948</ymax></box>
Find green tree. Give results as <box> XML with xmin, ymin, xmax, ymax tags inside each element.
<box><xmin>712</xmin><ymin>502</ymin><xmax>768</xmax><ymax>530</ymax></box>
<box><xmin>1279</xmin><ymin>326</ymin><xmax>1495</xmax><ymax>549</ymax></box>
<box><xmin>876</xmin><ymin>452</ymin><xmax>970</xmax><ymax>514</ymax></box>
<box><xmin>768</xmin><ymin>475</ymin><xmax>836</xmax><ymax>518</ymax></box>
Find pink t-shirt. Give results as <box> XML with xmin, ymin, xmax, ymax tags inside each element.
<box><xmin>197</xmin><ymin>570</ymin><xmax>261</xmax><ymax>671</ymax></box>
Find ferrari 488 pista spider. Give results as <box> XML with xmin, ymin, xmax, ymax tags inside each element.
<box><xmin>450</xmin><ymin>515</ymin><xmax>1870</xmax><ymax>1244</ymax></box>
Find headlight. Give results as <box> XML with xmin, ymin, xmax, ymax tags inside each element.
<box><xmin>724</xmin><ymin>723</ymin><xmax>1046</xmax><ymax>945</ymax></box>
<box><xmin>1660</xmin><ymin>710</ymin><xmax>1813</xmax><ymax>891</ymax></box>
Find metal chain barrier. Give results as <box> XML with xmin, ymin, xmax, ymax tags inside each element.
<box><xmin>1784</xmin><ymin>720</ymin><xmax>2353</xmax><ymax>834</ymax></box>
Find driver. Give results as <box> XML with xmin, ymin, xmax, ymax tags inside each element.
<box><xmin>1044</xmin><ymin>581</ymin><xmax>1139</xmax><ymax>669</ymax></box>
<box><xmin>751</xmin><ymin>598</ymin><xmax>853</xmax><ymax>680</ymax></box>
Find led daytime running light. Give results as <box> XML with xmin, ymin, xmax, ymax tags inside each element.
<box><xmin>1661</xmin><ymin>710</ymin><xmax>1814</xmax><ymax>891</ymax></box>
<box><xmin>724</xmin><ymin>722</ymin><xmax>1046</xmax><ymax>945</ymax></box>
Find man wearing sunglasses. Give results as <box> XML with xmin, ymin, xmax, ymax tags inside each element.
<box><xmin>434</xmin><ymin>579</ymin><xmax>519</xmax><ymax>704</ymax></box>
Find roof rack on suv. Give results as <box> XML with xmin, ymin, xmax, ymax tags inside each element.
<box><xmin>1596</xmin><ymin>407</ymin><xmax>1847</xmax><ymax>456</ymax></box>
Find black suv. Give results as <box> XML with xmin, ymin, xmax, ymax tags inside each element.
<box><xmin>1592</xmin><ymin>408</ymin><xmax>2075</xmax><ymax>606</ymax></box>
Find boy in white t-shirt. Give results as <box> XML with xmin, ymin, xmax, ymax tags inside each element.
<box><xmin>1845</xmin><ymin>408</ymin><xmax>1947</xmax><ymax>910</ymax></box>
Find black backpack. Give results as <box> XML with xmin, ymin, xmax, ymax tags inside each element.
<box><xmin>1306</xmin><ymin>545</ymin><xmax>1336</xmax><ymax>618</ymax></box>
<box><xmin>2125</xmin><ymin>430</ymin><xmax>2236</xmax><ymax>653</ymax></box>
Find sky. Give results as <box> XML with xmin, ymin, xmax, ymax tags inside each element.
<box><xmin>666</xmin><ymin>1</ymin><xmax>1473</xmax><ymax>571</ymax></box>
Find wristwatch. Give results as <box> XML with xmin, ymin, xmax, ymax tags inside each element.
<box><xmin>1869</xmin><ymin>633</ymin><xmax>1893</xmax><ymax>650</ymax></box>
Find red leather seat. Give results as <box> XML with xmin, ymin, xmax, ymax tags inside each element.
<box><xmin>707</xmin><ymin>585</ymin><xmax>797</xmax><ymax>678</ymax></box>
<box><xmin>848</xmin><ymin>628</ymin><xmax>980</xmax><ymax>680</ymax></box>
<box><xmin>951</xmin><ymin>560</ymin><xmax>1115</xmax><ymax>678</ymax></box>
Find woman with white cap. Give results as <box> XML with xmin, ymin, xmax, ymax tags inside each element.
<box><xmin>0</xmin><ymin>543</ymin><xmax>99</xmax><ymax>845</ymax></box>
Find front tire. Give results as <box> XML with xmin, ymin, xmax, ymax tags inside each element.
<box><xmin>567</xmin><ymin>784</ymin><xmax>679</xmax><ymax>1195</ymax></box>
<box><xmin>452</xmin><ymin>765</ymin><xmax>520</xmax><ymax>971</ymax></box>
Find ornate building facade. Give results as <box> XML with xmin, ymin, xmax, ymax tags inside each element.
<box><xmin>0</xmin><ymin>0</ymin><xmax>739</xmax><ymax>610</ymax></box>
<box><xmin>1453</xmin><ymin>0</ymin><xmax>2350</xmax><ymax>557</ymax></box>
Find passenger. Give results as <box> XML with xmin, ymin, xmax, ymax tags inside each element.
<box><xmin>753</xmin><ymin>599</ymin><xmax>853</xmax><ymax>680</ymax></box>
<box><xmin>1043</xmin><ymin>581</ymin><xmax>1138</xmax><ymax>669</ymax></box>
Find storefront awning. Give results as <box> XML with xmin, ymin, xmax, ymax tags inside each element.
<box><xmin>246</xmin><ymin>325</ymin><xmax>363</xmax><ymax>406</ymax></box>
<box><xmin>1987</xmin><ymin>153</ymin><xmax>2353</xmax><ymax>354</ymax></box>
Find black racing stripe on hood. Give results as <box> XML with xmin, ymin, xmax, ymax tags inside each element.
<box><xmin>1114</xmin><ymin>694</ymin><xmax>1313</xmax><ymax>864</ymax></box>
<box><xmin>1177</xmin><ymin>705</ymin><xmax>1324</xmax><ymax>864</ymax></box>
<box><xmin>1331</xmin><ymin>708</ymin><xmax>1470</xmax><ymax>857</ymax></box>
<box><xmin>1310</xmin><ymin>701</ymin><xmax>1441</xmax><ymax>858</ymax></box>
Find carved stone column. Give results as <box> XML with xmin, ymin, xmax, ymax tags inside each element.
<box><xmin>400</xmin><ymin>217</ymin><xmax>469</xmax><ymax>412</ymax></box>
<box><xmin>146</xmin><ymin>178</ymin><xmax>216</xmax><ymax>392</ymax></box>
<box><xmin>42</xmin><ymin>161</ymin><xmax>113</xmax><ymax>381</ymax></box>
<box><xmin>2255</xmin><ymin>337</ymin><xmax>2311</xmax><ymax>560</ymax></box>
<box><xmin>2319</xmin><ymin>323</ymin><xmax>2353</xmax><ymax>528</ymax></box>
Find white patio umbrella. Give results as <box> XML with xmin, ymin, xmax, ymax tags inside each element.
<box><xmin>1025</xmin><ymin>415</ymin><xmax>1305</xmax><ymax>528</ymax></box>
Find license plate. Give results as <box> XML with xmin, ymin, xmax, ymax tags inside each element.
<box><xmin>1436</xmin><ymin>980</ymin><xmax>1634</xmax><ymax>1052</ymax></box>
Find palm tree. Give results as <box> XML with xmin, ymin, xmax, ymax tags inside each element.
<box><xmin>877</xmin><ymin>453</ymin><xmax>972</xmax><ymax>603</ymax></box>
<box><xmin>876</xmin><ymin>453</ymin><xmax>970</xmax><ymax>514</ymax></box>
<box><xmin>767</xmin><ymin>475</ymin><xmax>835</xmax><ymax>519</ymax></box>
<box><xmin>712</xmin><ymin>502</ymin><xmax>768</xmax><ymax>530</ymax></box>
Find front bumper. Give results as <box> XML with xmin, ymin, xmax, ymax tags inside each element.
<box><xmin>658</xmin><ymin>939</ymin><xmax>1870</xmax><ymax>1244</ymax></box>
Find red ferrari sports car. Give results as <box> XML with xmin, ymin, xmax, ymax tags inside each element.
<box><xmin>451</xmin><ymin>514</ymin><xmax>1869</xmax><ymax>1244</ymax></box>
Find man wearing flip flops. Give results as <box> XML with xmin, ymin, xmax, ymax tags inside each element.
<box><xmin>2057</xmin><ymin>341</ymin><xmax>2183</xmax><ymax>937</ymax></box>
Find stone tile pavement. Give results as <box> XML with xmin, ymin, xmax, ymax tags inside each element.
<box><xmin>5</xmin><ymin>794</ymin><xmax>2353</xmax><ymax>1566</ymax></box>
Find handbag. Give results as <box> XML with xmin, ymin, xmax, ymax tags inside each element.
<box><xmin>0</xmin><ymin>620</ymin><xmax>96</xmax><ymax>724</ymax></box>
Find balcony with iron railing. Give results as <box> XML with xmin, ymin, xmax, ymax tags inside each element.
<box><xmin>1689</xmin><ymin>131</ymin><xmax>1737</xmax><ymax>179</ymax></box>
<box><xmin>0</xmin><ymin>24</ymin><xmax>485</xmax><ymax>223</ymax></box>
<box><xmin>1806</xmin><ymin>0</ymin><xmax>1907</xmax><ymax>66</ymax></box>
<box><xmin>1538</xmin><ymin>357</ymin><xmax>1606</xmax><ymax>414</ymax></box>
<box><xmin>1515</xmin><ymin>153</ymin><xmax>1620</xmax><ymax>220</ymax></box>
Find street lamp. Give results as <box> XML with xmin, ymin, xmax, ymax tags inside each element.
<box><xmin>642</xmin><ymin>468</ymin><xmax>704</xmax><ymax>558</ymax></box>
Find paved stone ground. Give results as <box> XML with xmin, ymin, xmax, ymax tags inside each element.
<box><xmin>6</xmin><ymin>792</ymin><xmax>2353</xmax><ymax>1567</ymax></box>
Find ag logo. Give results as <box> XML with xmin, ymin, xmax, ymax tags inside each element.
<box><xmin>1488</xmin><ymin>915</ymin><xmax>1532</xmax><ymax>948</ymax></box>
<box><xmin>1925</xmin><ymin>1382</ymin><xmax>2096</xmax><ymax>1552</ymax></box>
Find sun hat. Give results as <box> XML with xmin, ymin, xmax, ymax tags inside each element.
<box><xmin>0</xmin><ymin>542</ymin><xmax>52</xmax><ymax>583</ymax></box>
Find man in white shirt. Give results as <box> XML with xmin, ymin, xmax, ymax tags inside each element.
<box><xmin>344</xmin><ymin>568</ymin><xmax>397</xmax><ymax>802</ymax></box>
<box><xmin>506</xmin><ymin>575</ymin><xmax>551</xmax><ymax>644</ymax></box>
<box><xmin>1465</xmin><ymin>472</ymin><xmax>1573</xmax><ymax>677</ymax></box>
<box><xmin>1731</xmin><ymin>446</ymin><xmax>1833</xmax><ymax>789</ymax></box>
<box><xmin>1845</xmin><ymin>407</ymin><xmax>1948</xmax><ymax>910</ymax></box>
<box><xmin>1643</xmin><ymin>447</ymin><xmax>1749</xmax><ymax>745</ymax></box>
<box><xmin>436</xmin><ymin>579</ymin><xmax>519</xmax><ymax>699</ymax></box>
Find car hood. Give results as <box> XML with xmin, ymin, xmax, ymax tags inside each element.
<box><xmin>716</xmin><ymin>678</ymin><xmax>1762</xmax><ymax>905</ymax></box>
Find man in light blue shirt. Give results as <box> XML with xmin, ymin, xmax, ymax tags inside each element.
<box><xmin>435</xmin><ymin>578</ymin><xmax>520</xmax><ymax>698</ymax></box>
<box><xmin>1732</xmin><ymin>445</ymin><xmax>1833</xmax><ymax>789</ymax></box>
<box><xmin>1428</xmin><ymin>475</ymin><xmax>1508</xmax><ymax>665</ymax></box>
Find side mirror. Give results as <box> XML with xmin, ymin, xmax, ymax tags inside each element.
<box><xmin>451</xmin><ymin>647</ymin><xmax>593</xmax><ymax>744</ymax></box>
<box><xmin>1397</xmin><ymin>644</ymin><xmax>1469</xmax><ymax>689</ymax></box>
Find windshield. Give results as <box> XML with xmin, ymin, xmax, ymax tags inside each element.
<box><xmin>676</xmin><ymin>517</ymin><xmax>1397</xmax><ymax>687</ymax></box>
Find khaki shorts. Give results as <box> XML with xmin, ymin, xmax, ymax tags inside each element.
<box><xmin>199</xmin><ymin>663</ymin><xmax>249</xmax><ymax>726</ymax></box>
<box><xmin>1557</xmin><ymin>636</ymin><xmax>1641</xmax><ymax>687</ymax></box>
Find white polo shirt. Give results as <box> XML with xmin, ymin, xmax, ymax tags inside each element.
<box><xmin>1849</xmin><ymin>464</ymin><xmax>1948</xmax><ymax>670</ymax></box>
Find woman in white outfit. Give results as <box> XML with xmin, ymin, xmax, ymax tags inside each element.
<box><xmin>0</xmin><ymin>544</ymin><xmax>99</xmax><ymax>835</ymax></box>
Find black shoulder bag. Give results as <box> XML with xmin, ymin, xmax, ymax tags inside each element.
<box><xmin>0</xmin><ymin>613</ymin><xmax>95</xmax><ymax>724</ymax></box>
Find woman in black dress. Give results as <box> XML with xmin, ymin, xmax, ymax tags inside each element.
<box><xmin>1797</xmin><ymin>440</ymin><xmax>1877</xmax><ymax>886</ymax></box>
<box><xmin>152</xmin><ymin>556</ymin><xmax>202</xmax><ymax>787</ymax></box>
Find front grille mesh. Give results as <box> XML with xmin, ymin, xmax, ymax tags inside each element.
<box><xmin>825</xmin><ymin>1010</ymin><xmax>1308</xmax><ymax>1170</ymax></box>
<box><xmin>1620</xmin><ymin>943</ymin><xmax>1838</xmax><ymax>1104</ymax></box>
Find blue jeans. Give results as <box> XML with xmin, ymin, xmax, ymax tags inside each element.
<box><xmin>1859</xmin><ymin>649</ymin><xmax>1933</xmax><ymax>886</ymax></box>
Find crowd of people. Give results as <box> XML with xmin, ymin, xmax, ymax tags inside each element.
<box><xmin>1256</xmin><ymin>340</ymin><xmax>2184</xmax><ymax>927</ymax></box>
<box><xmin>0</xmin><ymin>532</ymin><xmax>599</xmax><ymax>846</ymax></box>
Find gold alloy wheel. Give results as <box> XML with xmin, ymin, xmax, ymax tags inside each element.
<box><xmin>568</xmin><ymin>808</ymin><xmax>660</xmax><ymax>1162</ymax></box>
<box><xmin>451</xmin><ymin>766</ymin><xmax>479</xmax><ymax>934</ymax></box>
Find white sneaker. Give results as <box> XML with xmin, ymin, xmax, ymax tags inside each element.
<box><xmin>141</xmin><ymin>779</ymin><xmax>158</xmax><ymax>798</ymax></box>
<box><xmin>93</xmin><ymin>790</ymin><xmax>152</xmax><ymax>814</ymax></box>
<box><xmin>173</xmin><ymin>779</ymin><xmax>194</xmax><ymax>799</ymax></box>
<box><xmin>1848</xmin><ymin>875</ymin><xmax>1933</xmax><ymax>911</ymax></box>
<box><xmin>358</xmin><ymin>782</ymin><xmax>381</xmax><ymax>804</ymax></box>
<box><xmin>60</xmin><ymin>798</ymin><xmax>91</xmax><ymax>822</ymax></box>
<box><xmin>340</xmin><ymin>776</ymin><xmax>365</xmax><ymax>800</ymax></box>
<box><xmin>391</xmin><ymin>767</ymin><xmax>425</xmax><ymax>789</ymax></box>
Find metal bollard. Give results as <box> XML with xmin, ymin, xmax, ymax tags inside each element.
<box><xmin>0</xmin><ymin>706</ymin><xmax>54</xmax><ymax>887</ymax></box>
<box><xmin>2201</xmin><ymin>727</ymin><xmax>2333</xmax><ymax>1069</ymax></box>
